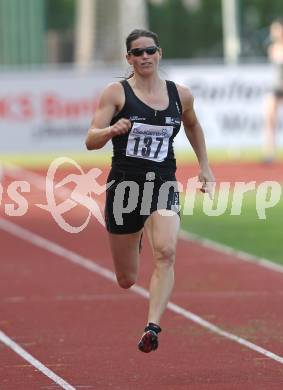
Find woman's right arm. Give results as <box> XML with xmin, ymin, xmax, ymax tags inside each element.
<box><xmin>85</xmin><ymin>83</ymin><xmax>131</xmax><ymax>150</ymax></box>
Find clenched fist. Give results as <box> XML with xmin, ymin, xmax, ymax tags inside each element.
<box><xmin>109</xmin><ymin>118</ymin><xmax>131</xmax><ymax>137</ymax></box>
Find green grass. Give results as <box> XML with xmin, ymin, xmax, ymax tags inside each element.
<box><xmin>1</xmin><ymin>148</ymin><xmax>283</xmax><ymax>168</ymax></box>
<box><xmin>0</xmin><ymin>151</ymin><xmax>112</xmax><ymax>169</ymax></box>
<box><xmin>181</xmin><ymin>189</ymin><xmax>283</xmax><ymax>266</ymax></box>
<box><xmin>1</xmin><ymin>149</ymin><xmax>282</xmax><ymax>266</ymax></box>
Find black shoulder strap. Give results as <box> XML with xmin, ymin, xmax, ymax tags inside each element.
<box><xmin>121</xmin><ymin>79</ymin><xmax>132</xmax><ymax>95</ymax></box>
<box><xmin>166</xmin><ymin>80</ymin><xmax>183</xmax><ymax>115</ymax></box>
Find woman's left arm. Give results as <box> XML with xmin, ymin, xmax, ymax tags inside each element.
<box><xmin>177</xmin><ymin>84</ymin><xmax>215</xmax><ymax>198</ymax></box>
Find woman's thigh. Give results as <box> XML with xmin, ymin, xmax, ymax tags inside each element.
<box><xmin>108</xmin><ymin>229</ymin><xmax>143</xmax><ymax>278</ymax></box>
<box><xmin>145</xmin><ymin>211</ymin><xmax>180</xmax><ymax>259</ymax></box>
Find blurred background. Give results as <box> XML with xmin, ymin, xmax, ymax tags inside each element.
<box><xmin>0</xmin><ymin>0</ymin><xmax>283</xmax><ymax>162</ymax></box>
<box><xmin>0</xmin><ymin>0</ymin><xmax>282</xmax><ymax>66</ymax></box>
<box><xmin>0</xmin><ymin>0</ymin><xmax>282</xmax><ymax>266</ymax></box>
<box><xmin>1</xmin><ymin>7</ymin><xmax>283</xmax><ymax>389</ymax></box>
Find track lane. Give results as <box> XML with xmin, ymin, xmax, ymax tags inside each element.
<box><xmin>1</xmin><ymin>163</ymin><xmax>283</xmax><ymax>388</ymax></box>
<box><xmin>1</xmin><ymin>217</ymin><xmax>283</xmax><ymax>389</ymax></box>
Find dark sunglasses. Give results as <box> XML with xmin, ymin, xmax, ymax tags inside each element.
<box><xmin>128</xmin><ymin>46</ymin><xmax>160</xmax><ymax>57</ymax></box>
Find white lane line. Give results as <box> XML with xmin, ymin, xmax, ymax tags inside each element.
<box><xmin>0</xmin><ymin>330</ymin><xmax>76</xmax><ymax>390</ymax></box>
<box><xmin>179</xmin><ymin>230</ymin><xmax>283</xmax><ymax>274</ymax></box>
<box><xmin>5</xmin><ymin>164</ymin><xmax>283</xmax><ymax>275</ymax></box>
<box><xmin>1</xmin><ymin>218</ymin><xmax>283</xmax><ymax>365</ymax></box>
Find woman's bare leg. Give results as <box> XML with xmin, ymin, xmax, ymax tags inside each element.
<box><xmin>108</xmin><ymin>229</ymin><xmax>143</xmax><ymax>289</ymax></box>
<box><xmin>145</xmin><ymin>211</ymin><xmax>180</xmax><ymax>326</ymax></box>
<box><xmin>263</xmin><ymin>94</ymin><xmax>278</xmax><ymax>161</ymax></box>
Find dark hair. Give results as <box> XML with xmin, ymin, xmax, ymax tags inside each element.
<box><xmin>126</xmin><ymin>29</ymin><xmax>160</xmax><ymax>52</ymax></box>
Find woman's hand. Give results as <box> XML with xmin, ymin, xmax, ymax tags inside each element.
<box><xmin>110</xmin><ymin>118</ymin><xmax>132</xmax><ymax>137</ymax></box>
<box><xmin>198</xmin><ymin>165</ymin><xmax>215</xmax><ymax>200</ymax></box>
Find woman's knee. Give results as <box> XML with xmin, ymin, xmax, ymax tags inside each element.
<box><xmin>116</xmin><ymin>273</ymin><xmax>137</xmax><ymax>289</ymax></box>
<box><xmin>154</xmin><ymin>244</ymin><xmax>176</xmax><ymax>267</ymax></box>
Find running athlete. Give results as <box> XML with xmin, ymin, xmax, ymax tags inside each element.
<box><xmin>263</xmin><ymin>18</ymin><xmax>283</xmax><ymax>162</ymax></box>
<box><xmin>86</xmin><ymin>29</ymin><xmax>215</xmax><ymax>353</ymax></box>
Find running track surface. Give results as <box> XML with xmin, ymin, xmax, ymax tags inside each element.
<box><xmin>0</xmin><ymin>162</ymin><xmax>283</xmax><ymax>390</ymax></box>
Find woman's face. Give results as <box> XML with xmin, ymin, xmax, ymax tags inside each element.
<box><xmin>126</xmin><ymin>36</ymin><xmax>162</xmax><ymax>77</ymax></box>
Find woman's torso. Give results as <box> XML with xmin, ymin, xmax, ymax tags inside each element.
<box><xmin>110</xmin><ymin>79</ymin><xmax>182</xmax><ymax>174</ymax></box>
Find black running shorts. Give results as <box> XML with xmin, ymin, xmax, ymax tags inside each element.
<box><xmin>105</xmin><ymin>168</ymin><xmax>180</xmax><ymax>234</ymax></box>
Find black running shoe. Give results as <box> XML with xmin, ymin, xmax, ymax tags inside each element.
<box><xmin>138</xmin><ymin>323</ymin><xmax>161</xmax><ymax>353</ymax></box>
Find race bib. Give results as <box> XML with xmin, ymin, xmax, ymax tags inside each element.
<box><xmin>126</xmin><ymin>122</ymin><xmax>173</xmax><ymax>162</ymax></box>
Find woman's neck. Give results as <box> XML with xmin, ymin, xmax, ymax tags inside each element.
<box><xmin>130</xmin><ymin>73</ymin><xmax>164</xmax><ymax>93</ymax></box>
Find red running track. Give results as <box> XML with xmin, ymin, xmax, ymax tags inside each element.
<box><xmin>0</xmin><ymin>163</ymin><xmax>283</xmax><ymax>389</ymax></box>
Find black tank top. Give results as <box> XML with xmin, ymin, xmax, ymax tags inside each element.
<box><xmin>110</xmin><ymin>79</ymin><xmax>182</xmax><ymax>174</ymax></box>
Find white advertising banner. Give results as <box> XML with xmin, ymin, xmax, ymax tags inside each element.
<box><xmin>0</xmin><ymin>68</ymin><xmax>117</xmax><ymax>153</ymax></box>
<box><xmin>168</xmin><ymin>64</ymin><xmax>283</xmax><ymax>150</ymax></box>
<box><xmin>0</xmin><ymin>64</ymin><xmax>282</xmax><ymax>153</ymax></box>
